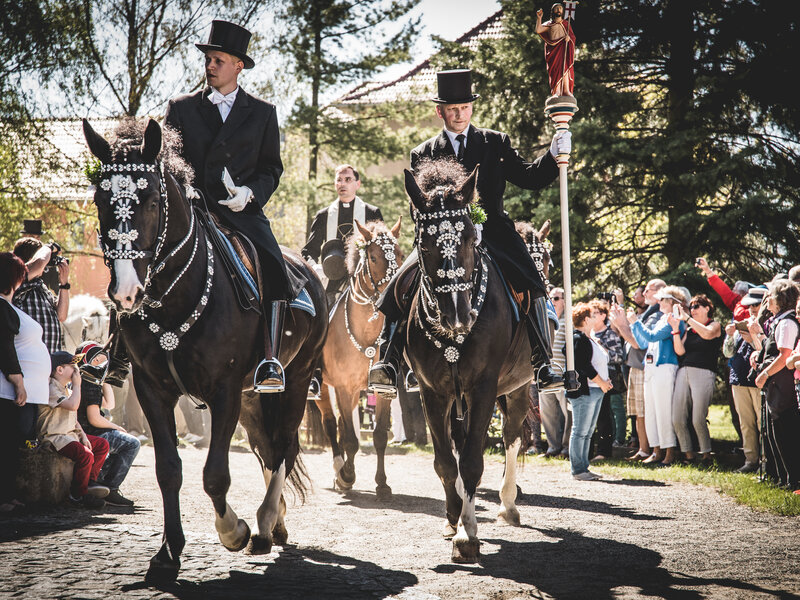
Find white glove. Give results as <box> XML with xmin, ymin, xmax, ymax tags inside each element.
<box><xmin>219</xmin><ymin>185</ymin><xmax>253</xmax><ymax>212</ymax></box>
<box><xmin>549</xmin><ymin>130</ymin><xmax>572</xmax><ymax>158</ymax></box>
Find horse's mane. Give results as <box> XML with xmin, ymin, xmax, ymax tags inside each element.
<box><xmin>515</xmin><ymin>221</ymin><xmax>537</xmax><ymax>246</ymax></box>
<box><xmin>345</xmin><ymin>220</ymin><xmax>395</xmax><ymax>277</ymax></box>
<box><xmin>105</xmin><ymin>118</ymin><xmax>194</xmax><ymax>189</ymax></box>
<box><xmin>412</xmin><ymin>158</ymin><xmax>470</xmax><ymax>207</ymax></box>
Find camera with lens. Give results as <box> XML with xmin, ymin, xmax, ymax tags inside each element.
<box><xmin>47</xmin><ymin>242</ymin><xmax>66</xmax><ymax>267</ymax></box>
<box><xmin>595</xmin><ymin>291</ymin><xmax>617</xmax><ymax>304</ymax></box>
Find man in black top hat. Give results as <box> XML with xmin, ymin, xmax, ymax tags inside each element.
<box><xmin>163</xmin><ymin>20</ymin><xmax>305</xmax><ymax>393</ymax></box>
<box><xmin>368</xmin><ymin>69</ymin><xmax>571</xmax><ymax>394</ymax></box>
<box><xmin>302</xmin><ymin>164</ymin><xmax>384</xmax><ymax>305</ymax></box>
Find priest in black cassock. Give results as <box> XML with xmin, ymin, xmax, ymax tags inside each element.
<box><xmin>302</xmin><ymin>164</ymin><xmax>383</xmax><ymax>305</ymax></box>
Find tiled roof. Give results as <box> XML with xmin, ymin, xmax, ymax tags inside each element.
<box><xmin>17</xmin><ymin>118</ymin><xmax>118</xmax><ymax>203</ymax></box>
<box><xmin>334</xmin><ymin>9</ymin><xmax>505</xmax><ymax>106</ymax></box>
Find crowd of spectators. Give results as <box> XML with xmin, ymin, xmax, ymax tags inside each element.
<box><xmin>540</xmin><ymin>258</ymin><xmax>800</xmax><ymax>493</ymax></box>
<box><xmin>1</xmin><ymin>224</ymin><xmax>140</xmax><ymax>514</ymax></box>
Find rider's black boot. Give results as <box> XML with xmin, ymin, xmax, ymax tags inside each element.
<box><xmin>368</xmin><ymin>317</ymin><xmax>405</xmax><ymax>394</ymax></box>
<box><xmin>526</xmin><ymin>310</ymin><xmax>564</xmax><ymax>392</ymax></box>
<box><xmin>254</xmin><ymin>300</ymin><xmax>287</xmax><ymax>393</ymax></box>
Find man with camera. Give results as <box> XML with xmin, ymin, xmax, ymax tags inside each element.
<box><xmin>12</xmin><ymin>236</ymin><xmax>70</xmax><ymax>353</ymax></box>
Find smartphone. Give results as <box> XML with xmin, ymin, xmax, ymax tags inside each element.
<box><xmin>221</xmin><ymin>167</ymin><xmax>237</xmax><ymax>197</ymax></box>
<box><xmin>672</xmin><ymin>305</ymin><xmax>680</xmax><ymax>318</ymax></box>
<box><xmin>735</xmin><ymin>320</ymin><xmax>750</xmax><ymax>332</ymax></box>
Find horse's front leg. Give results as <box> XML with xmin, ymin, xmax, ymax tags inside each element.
<box><xmin>205</xmin><ymin>384</ymin><xmax>250</xmax><ymax>552</ymax></box>
<box><xmin>334</xmin><ymin>385</ymin><xmax>360</xmax><ymax>490</ymax></box>
<box><xmin>497</xmin><ymin>385</ymin><xmax>530</xmax><ymax>526</ymax></box>
<box><xmin>135</xmin><ymin>383</ymin><xmax>184</xmax><ymax>583</ymax></box>
<box><xmin>420</xmin><ymin>387</ymin><xmax>462</xmax><ymax>539</ymax></box>
<box><xmin>315</xmin><ymin>386</ymin><xmax>344</xmax><ymax>482</ymax></box>
<box><xmin>373</xmin><ymin>392</ymin><xmax>392</xmax><ymax>500</ymax></box>
<box><xmin>452</xmin><ymin>383</ymin><xmax>497</xmax><ymax>564</ymax></box>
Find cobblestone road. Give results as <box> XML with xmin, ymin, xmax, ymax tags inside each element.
<box><xmin>1</xmin><ymin>444</ymin><xmax>799</xmax><ymax>599</ymax></box>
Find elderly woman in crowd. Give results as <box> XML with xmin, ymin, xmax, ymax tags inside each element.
<box><xmin>723</xmin><ymin>286</ymin><xmax>767</xmax><ymax>473</ymax></box>
<box><xmin>668</xmin><ymin>294</ymin><xmax>723</xmax><ymax>464</ymax></box>
<box><xmin>0</xmin><ymin>252</ymin><xmax>52</xmax><ymax>512</ymax></box>
<box><xmin>751</xmin><ymin>279</ymin><xmax>800</xmax><ymax>490</ymax></box>
<box><xmin>567</xmin><ymin>302</ymin><xmax>613</xmax><ymax>481</ymax></box>
<box><xmin>629</xmin><ymin>286</ymin><xmax>687</xmax><ymax>467</ymax></box>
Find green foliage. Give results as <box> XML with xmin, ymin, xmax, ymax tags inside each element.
<box><xmin>431</xmin><ymin>0</ymin><xmax>800</xmax><ymax>301</ymax></box>
<box><xmin>84</xmin><ymin>157</ymin><xmax>102</xmax><ymax>186</ymax></box>
<box><xmin>468</xmin><ymin>203</ymin><xmax>487</xmax><ymax>226</ymax></box>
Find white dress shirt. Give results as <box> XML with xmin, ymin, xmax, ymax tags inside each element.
<box><xmin>209</xmin><ymin>86</ymin><xmax>239</xmax><ymax>122</ymax></box>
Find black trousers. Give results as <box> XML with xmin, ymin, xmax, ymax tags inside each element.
<box><xmin>0</xmin><ymin>399</ymin><xmax>33</xmax><ymax>503</ymax></box>
<box><xmin>764</xmin><ymin>404</ymin><xmax>800</xmax><ymax>488</ymax></box>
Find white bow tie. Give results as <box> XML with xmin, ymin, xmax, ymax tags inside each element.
<box><xmin>209</xmin><ymin>90</ymin><xmax>236</xmax><ymax>107</ymax></box>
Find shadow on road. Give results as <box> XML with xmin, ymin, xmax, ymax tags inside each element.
<box><xmin>123</xmin><ymin>545</ymin><xmax>418</xmax><ymax>600</ymax></box>
<box><xmin>0</xmin><ymin>506</ymin><xmax>143</xmax><ymax>543</ymax></box>
<box><xmin>433</xmin><ymin>527</ymin><xmax>795</xmax><ymax>600</ymax></box>
<box><xmin>474</xmin><ymin>488</ymin><xmax>671</xmax><ymax>522</ymax></box>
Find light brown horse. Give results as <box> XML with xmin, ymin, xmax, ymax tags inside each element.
<box><xmin>314</xmin><ymin>218</ymin><xmax>403</xmax><ymax>498</ymax></box>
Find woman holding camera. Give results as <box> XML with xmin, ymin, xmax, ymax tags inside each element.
<box><xmin>628</xmin><ymin>286</ymin><xmax>687</xmax><ymax>467</ymax></box>
<box><xmin>669</xmin><ymin>294</ymin><xmax>723</xmax><ymax>464</ymax></box>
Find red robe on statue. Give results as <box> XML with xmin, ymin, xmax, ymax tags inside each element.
<box><xmin>539</xmin><ymin>19</ymin><xmax>576</xmax><ymax>97</ymax></box>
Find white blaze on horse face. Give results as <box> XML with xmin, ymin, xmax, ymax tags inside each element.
<box><xmin>113</xmin><ymin>259</ymin><xmax>143</xmax><ymax>310</ymax></box>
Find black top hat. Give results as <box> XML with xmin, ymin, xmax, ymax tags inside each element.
<box><xmin>432</xmin><ymin>69</ymin><xmax>480</xmax><ymax>104</ymax></box>
<box><xmin>321</xmin><ymin>239</ymin><xmax>347</xmax><ymax>281</ymax></box>
<box><xmin>196</xmin><ymin>20</ymin><xmax>255</xmax><ymax>69</ymax></box>
<box><xmin>21</xmin><ymin>219</ymin><xmax>44</xmax><ymax>236</ymax></box>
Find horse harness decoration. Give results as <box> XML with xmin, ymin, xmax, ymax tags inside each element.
<box><xmin>344</xmin><ymin>231</ymin><xmax>399</xmax><ymax>367</ymax></box>
<box><xmin>97</xmin><ymin>160</ymin><xmax>213</xmax><ymax>408</ymax></box>
<box><xmin>526</xmin><ymin>235</ymin><xmax>551</xmax><ymax>289</ymax></box>
<box><xmin>413</xmin><ymin>189</ymin><xmax>489</xmax><ymax>365</ymax></box>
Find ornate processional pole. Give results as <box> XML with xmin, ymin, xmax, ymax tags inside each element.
<box><xmin>538</xmin><ymin>1</ymin><xmax>579</xmax><ymax>389</ymax></box>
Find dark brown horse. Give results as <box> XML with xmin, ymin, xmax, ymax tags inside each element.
<box><xmin>403</xmin><ymin>160</ymin><xmax>535</xmax><ymax>563</ymax></box>
<box><xmin>83</xmin><ymin>119</ymin><xmax>327</xmax><ymax>582</ymax></box>
<box><xmin>315</xmin><ymin>219</ymin><xmax>403</xmax><ymax>498</ymax></box>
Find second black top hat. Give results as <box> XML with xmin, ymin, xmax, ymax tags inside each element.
<box><xmin>196</xmin><ymin>20</ymin><xmax>255</xmax><ymax>69</ymax></box>
<box><xmin>432</xmin><ymin>69</ymin><xmax>480</xmax><ymax>104</ymax></box>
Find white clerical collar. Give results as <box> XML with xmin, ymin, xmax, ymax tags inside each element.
<box><xmin>339</xmin><ymin>198</ymin><xmax>356</xmax><ymax>208</ymax></box>
<box><xmin>444</xmin><ymin>125</ymin><xmax>470</xmax><ymax>151</ymax></box>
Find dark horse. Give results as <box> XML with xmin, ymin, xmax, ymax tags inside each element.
<box><xmin>403</xmin><ymin>160</ymin><xmax>534</xmax><ymax>563</ymax></box>
<box><xmin>83</xmin><ymin>119</ymin><xmax>327</xmax><ymax>582</ymax></box>
<box><xmin>314</xmin><ymin>219</ymin><xmax>402</xmax><ymax>497</ymax></box>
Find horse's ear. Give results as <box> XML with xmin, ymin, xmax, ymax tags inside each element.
<box><xmin>354</xmin><ymin>219</ymin><xmax>371</xmax><ymax>241</ymax></box>
<box><xmin>165</xmin><ymin>171</ymin><xmax>185</xmax><ymax>204</ymax></box>
<box><xmin>141</xmin><ymin>119</ymin><xmax>162</xmax><ymax>163</ymax></box>
<box><xmin>390</xmin><ymin>216</ymin><xmax>401</xmax><ymax>239</ymax></box>
<box><xmin>82</xmin><ymin>119</ymin><xmax>111</xmax><ymax>163</ymax></box>
<box><xmin>457</xmin><ymin>164</ymin><xmax>479</xmax><ymax>203</ymax></box>
<box><xmin>537</xmin><ymin>219</ymin><xmax>551</xmax><ymax>241</ymax></box>
<box><xmin>404</xmin><ymin>169</ymin><xmax>425</xmax><ymax>212</ymax></box>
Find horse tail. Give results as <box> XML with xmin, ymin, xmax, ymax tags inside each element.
<box><xmin>286</xmin><ymin>447</ymin><xmax>312</xmax><ymax>505</ymax></box>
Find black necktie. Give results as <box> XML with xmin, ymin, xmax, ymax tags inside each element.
<box><xmin>456</xmin><ymin>133</ymin><xmax>465</xmax><ymax>161</ymax></box>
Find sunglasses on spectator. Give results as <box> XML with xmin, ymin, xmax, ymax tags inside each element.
<box><xmin>551</xmin><ymin>296</ymin><xmax>563</xmax><ymax>301</ymax></box>
<box><xmin>690</xmin><ymin>303</ymin><xmax>704</xmax><ymax>309</ymax></box>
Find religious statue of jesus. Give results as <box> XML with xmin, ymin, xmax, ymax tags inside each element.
<box><xmin>536</xmin><ymin>3</ymin><xmax>576</xmax><ymax>99</ymax></box>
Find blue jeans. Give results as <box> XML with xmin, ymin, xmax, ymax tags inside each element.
<box><xmin>569</xmin><ymin>387</ymin><xmax>604</xmax><ymax>475</ymax></box>
<box><xmin>96</xmin><ymin>429</ymin><xmax>141</xmax><ymax>490</ymax></box>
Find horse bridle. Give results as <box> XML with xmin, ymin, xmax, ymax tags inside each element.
<box><xmin>526</xmin><ymin>236</ymin><xmax>551</xmax><ymax>289</ymax></box>
<box><xmin>345</xmin><ymin>232</ymin><xmax>400</xmax><ymax>360</ymax></box>
<box><xmin>413</xmin><ymin>188</ymin><xmax>488</xmax><ymax>364</ymax></box>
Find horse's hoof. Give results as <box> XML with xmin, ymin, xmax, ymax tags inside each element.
<box><xmin>245</xmin><ymin>534</ymin><xmax>273</xmax><ymax>555</ymax></box>
<box><xmin>442</xmin><ymin>521</ymin><xmax>457</xmax><ymax>539</ymax></box>
<box><xmin>145</xmin><ymin>557</ymin><xmax>180</xmax><ymax>584</ymax></box>
<box><xmin>272</xmin><ymin>521</ymin><xmax>289</xmax><ymax>545</ymax></box>
<box><xmin>375</xmin><ymin>485</ymin><xmax>392</xmax><ymax>501</ymax></box>
<box><xmin>498</xmin><ymin>507</ymin><xmax>521</xmax><ymax>526</ymax></box>
<box><xmin>220</xmin><ymin>518</ymin><xmax>251</xmax><ymax>552</ymax></box>
<box><xmin>452</xmin><ymin>536</ymin><xmax>480</xmax><ymax>563</ymax></box>
<box><xmin>336</xmin><ymin>471</ymin><xmax>355</xmax><ymax>490</ymax></box>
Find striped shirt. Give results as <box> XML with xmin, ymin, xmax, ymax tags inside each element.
<box><xmin>551</xmin><ymin>314</ymin><xmax>566</xmax><ymax>371</ymax></box>
<box><xmin>13</xmin><ymin>278</ymin><xmax>63</xmax><ymax>353</ymax></box>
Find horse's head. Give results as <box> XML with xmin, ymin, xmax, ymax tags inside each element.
<box><xmin>406</xmin><ymin>160</ymin><xmax>480</xmax><ymax>336</ymax></box>
<box><xmin>347</xmin><ymin>218</ymin><xmax>403</xmax><ymax>295</ymax></box>
<box><xmin>84</xmin><ymin>118</ymin><xmax>193</xmax><ymax>314</ymax></box>
<box><xmin>516</xmin><ymin>219</ymin><xmax>552</xmax><ymax>287</ymax></box>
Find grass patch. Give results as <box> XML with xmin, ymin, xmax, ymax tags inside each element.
<box><xmin>708</xmin><ymin>403</ymin><xmax>740</xmax><ymax>442</ymax></box>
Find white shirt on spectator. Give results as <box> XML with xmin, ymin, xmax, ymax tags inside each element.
<box><xmin>588</xmin><ymin>336</ymin><xmax>609</xmax><ymax>387</ymax></box>
<box><xmin>773</xmin><ymin>310</ymin><xmax>799</xmax><ymax>350</ymax></box>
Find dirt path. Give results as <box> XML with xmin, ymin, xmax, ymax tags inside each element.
<box><xmin>1</xmin><ymin>443</ymin><xmax>798</xmax><ymax>599</ymax></box>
